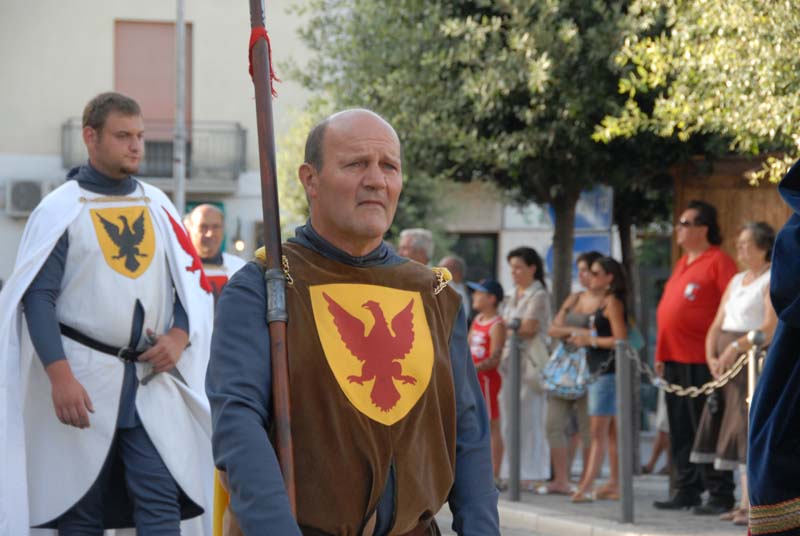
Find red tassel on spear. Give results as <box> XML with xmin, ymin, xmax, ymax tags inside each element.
<box><xmin>247</xmin><ymin>0</ymin><xmax>296</xmax><ymax>515</ymax></box>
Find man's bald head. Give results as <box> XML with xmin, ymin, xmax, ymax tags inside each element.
<box><xmin>304</xmin><ymin>109</ymin><xmax>400</xmax><ymax>171</ymax></box>
<box><xmin>187</xmin><ymin>203</ymin><xmax>223</xmax><ymax>222</ymax></box>
<box><xmin>297</xmin><ymin>108</ymin><xmax>403</xmax><ymax>257</ymax></box>
<box><xmin>185</xmin><ymin>204</ymin><xmax>225</xmax><ymax>260</ymax></box>
<box><xmin>439</xmin><ymin>255</ymin><xmax>466</xmax><ymax>282</ymax></box>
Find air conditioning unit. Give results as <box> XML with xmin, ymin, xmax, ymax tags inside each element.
<box><xmin>6</xmin><ymin>179</ymin><xmax>50</xmax><ymax>218</ymax></box>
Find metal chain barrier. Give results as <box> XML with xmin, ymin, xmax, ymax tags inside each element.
<box><xmin>618</xmin><ymin>343</ymin><xmax>766</xmax><ymax>398</ymax></box>
<box><xmin>583</xmin><ymin>350</ymin><xmax>616</xmax><ymax>386</ymax></box>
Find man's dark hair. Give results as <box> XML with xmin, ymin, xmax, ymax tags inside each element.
<box><xmin>688</xmin><ymin>200</ymin><xmax>722</xmax><ymax>245</ymax></box>
<box><xmin>82</xmin><ymin>92</ymin><xmax>142</xmax><ymax>133</ymax></box>
<box><xmin>576</xmin><ymin>250</ymin><xmax>603</xmax><ymax>269</ymax></box>
<box><xmin>507</xmin><ymin>246</ymin><xmax>546</xmax><ymax>289</ymax></box>
<box><xmin>742</xmin><ymin>221</ymin><xmax>776</xmax><ymax>261</ymax></box>
<box><xmin>304</xmin><ymin>119</ymin><xmax>328</xmax><ymax>170</ymax></box>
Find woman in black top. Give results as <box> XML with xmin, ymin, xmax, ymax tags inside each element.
<box><xmin>568</xmin><ymin>257</ymin><xmax>628</xmax><ymax>503</ymax></box>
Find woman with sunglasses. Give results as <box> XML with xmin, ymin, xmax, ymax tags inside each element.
<box><xmin>567</xmin><ymin>256</ymin><xmax>628</xmax><ymax>503</ymax></box>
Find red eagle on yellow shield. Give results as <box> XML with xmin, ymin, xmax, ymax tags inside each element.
<box><xmin>323</xmin><ymin>293</ymin><xmax>417</xmax><ymax>412</ymax></box>
<box><xmin>310</xmin><ymin>284</ymin><xmax>434</xmax><ymax>425</ymax></box>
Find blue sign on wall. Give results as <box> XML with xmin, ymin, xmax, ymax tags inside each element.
<box><xmin>547</xmin><ymin>185</ymin><xmax>613</xmax><ymax>231</ymax></box>
<box><xmin>504</xmin><ymin>185</ymin><xmax>614</xmax><ymax>231</ymax></box>
<box><xmin>545</xmin><ymin>234</ymin><xmax>612</xmax><ymax>279</ymax></box>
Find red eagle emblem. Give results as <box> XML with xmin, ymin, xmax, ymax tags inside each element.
<box><xmin>323</xmin><ymin>293</ymin><xmax>417</xmax><ymax>412</ymax></box>
<box><xmin>162</xmin><ymin>207</ymin><xmax>212</xmax><ymax>293</ymax></box>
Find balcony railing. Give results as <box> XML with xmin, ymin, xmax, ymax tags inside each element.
<box><xmin>61</xmin><ymin>118</ymin><xmax>246</xmax><ymax>183</ymax></box>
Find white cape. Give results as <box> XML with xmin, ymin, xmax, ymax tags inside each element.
<box><xmin>0</xmin><ymin>180</ymin><xmax>215</xmax><ymax>536</ymax></box>
<box><xmin>221</xmin><ymin>252</ymin><xmax>246</xmax><ymax>275</ymax></box>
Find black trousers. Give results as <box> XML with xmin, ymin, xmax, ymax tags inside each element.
<box><xmin>663</xmin><ymin>362</ymin><xmax>735</xmax><ymax>504</ymax></box>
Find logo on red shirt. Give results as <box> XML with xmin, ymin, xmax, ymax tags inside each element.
<box><xmin>684</xmin><ymin>282</ymin><xmax>700</xmax><ymax>301</ymax></box>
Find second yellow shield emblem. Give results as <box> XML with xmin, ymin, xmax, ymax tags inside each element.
<box><xmin>90</xmin><ymin>206</ymin><xmax>155</xmax><ymax>279</ymax></box>
<box><xmin>310</xmin><ymin>283</ymin><xmax>434</xmax><ymax>426</ymax></box>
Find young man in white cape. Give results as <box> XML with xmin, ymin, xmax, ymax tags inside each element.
<box><xmin>0</xmin><ymin>92</ymin><xmax>215</xmax><ymax>535</ymax></box>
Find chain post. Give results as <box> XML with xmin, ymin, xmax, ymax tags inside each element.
<box><xmin>746</xmin><ymin>330</ymin><xmax>765</xmax><ymax>409</ymax></box>
<box><xmin>615</xmin><ymin>340</ymin><xmax>635</xmax><ymax>523</ymax></box>
<box><xmin>507</xmin><ymin>318</ymin><xmax>521</xmax><ymax>501</ymax></box>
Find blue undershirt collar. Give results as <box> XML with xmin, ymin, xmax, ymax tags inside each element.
<box><xmin>288</xmin><ymin>221</ymin><xmax>404</xmax><ymax>267</ymax></box>
<box><xmin>202</xmin><ymin>252</ymin><xmax>224</xmax><ymax>265</ymax></box>
<box><xmin>67</xmin><ymin>161</ymin><xmax>137</xmax><ymax>195</ymax></box>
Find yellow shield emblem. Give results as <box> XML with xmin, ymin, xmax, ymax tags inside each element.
<box><xmin>90</xmin><ymin>206</ymin><xmax>155</xmax><ymax>278</ymax></box>
<box><xmin>310</xmin><ymin>283</ymin><xmax>434</xmax><ymax>426</ymax></box>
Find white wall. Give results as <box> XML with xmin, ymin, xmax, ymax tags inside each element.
<box><xmin>0</xmin><ymin>0</ymin><xmax>310</xmax><ymax>161</ymax></box>
<box><xmin>0</xmin><ymin>0</ymin><xmax>312</xmax><ymax>279</ymax></box>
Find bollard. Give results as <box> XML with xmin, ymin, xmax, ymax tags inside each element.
<box><xmin>507</xmin><ymin>318</ymin><xmax>522</xmax><ymax>501</ymax></box>
<box><xmin>746</xmin><ymin>330</ymin><xmax>765</xmax><ymax>409</ymax></box>
<box><xmin>615</xmin><ymin>340</ymin><xmax>634</xmax><ymax>523</ymax></box>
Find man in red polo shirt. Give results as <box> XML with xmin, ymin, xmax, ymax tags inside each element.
<box><xmin>653</xmin><ymin>200</ymin><xmax>737</xmax><ymax>514</ymax></box>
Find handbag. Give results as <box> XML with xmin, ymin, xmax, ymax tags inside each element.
<box><xmin>521</xmin><ymin>336</ymin><xmax>550</xmax><ymax>392</ymax></box>
<box><xmin>627</xmin><ymin>318</ymin><xmax>645</xmax><ymax>351</ymax></box>
<box><xmin>541</xmin><ymin>341</ymin><xmax>590</xmax><ymax>400</ymax></box>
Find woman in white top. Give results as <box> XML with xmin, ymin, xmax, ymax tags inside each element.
<box><xmin>499</xmin><ymin>246</ymin><xmax>551</xmax><ymax>489</ymax></box>
<box><xmin>692</xmin><ymin>222</ymin><xmax>778</xmax><ymax>525</ymax></box>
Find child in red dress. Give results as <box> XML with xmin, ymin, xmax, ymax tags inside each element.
<box><xmin>467</xmin><ymin>278</ymin><xmax>506</xmax><ymax>480</ymax></box>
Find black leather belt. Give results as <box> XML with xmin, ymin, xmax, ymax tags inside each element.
<box><xmin>59</xmin><ymin>323</ymin><xmax>144</xmax><ymax>363</ymax></box>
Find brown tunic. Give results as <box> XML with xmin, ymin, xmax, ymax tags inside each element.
<box><xmin>280</xmin><ymin>243</ymin><xmax>460</xmax><ymax>535</ymax></box>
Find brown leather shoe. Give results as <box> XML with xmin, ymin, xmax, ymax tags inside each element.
<box><xmin>654</xmin><ymin>495</ymin><xmax>701</xmax><ymax>510</ymax></box>
<box><xmin>693</xmin><ymin>501</ymin><xmax>735</xmax><ymax>515</ymax></box>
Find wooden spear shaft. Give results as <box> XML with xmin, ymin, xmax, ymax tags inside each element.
<box><xmin>247</xmin><ymin>0</ymin><xmax>296</xmax><ymax>514</ymax></box>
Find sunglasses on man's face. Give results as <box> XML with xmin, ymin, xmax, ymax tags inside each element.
<box><xmin>678</xmin><ymin>218</ymin><xmax>704</xmax><ymax>228</ymax></box>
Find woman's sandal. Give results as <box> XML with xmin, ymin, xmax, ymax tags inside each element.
<box><xmin>594</xmin><ymin>488</ymin><xmax>620</xmax><ymax>501</ymax></box>
<box><xmin>536</xmin><ymin>484</ymin><xmax>574</xmax><ymax>495</ymax></box>
<box><xmin>571</xmin><ymin>491</ymin><xmax>594</xmax><ymax>503</ymax></box>
<box><xmin>733</xmin><ymin>508</ymin><xmax>749</xmax><ymax>526</ymax></box>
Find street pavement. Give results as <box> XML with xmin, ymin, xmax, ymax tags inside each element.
<box><xmin>495</xmin><ymin>470</ymin><xmax>747</xmax><ymax>536</ymax></box>
<box><xmin>437</xmin><ymin>431</ymin><xmax>747</xmax><ymax>535</ymax></box>
<box><xmin>495</xmin><ymin>430</ymin><xmax>746</xmax><ymax>536</ymax></box>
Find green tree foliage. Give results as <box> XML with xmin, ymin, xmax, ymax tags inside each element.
<box><xmin>276</xmin><ymin>109</ymin><xmax>316</xmax><ymax>233</ymax></box>
<box><xmin>596</xmin><ymin>0</ymin><xmax>800</xmax><ymax>182</ymax></box>
<box><xmin>295</xmin><ymin>0</ymin><xmax>682</xmax><ymax>305</ymax></box>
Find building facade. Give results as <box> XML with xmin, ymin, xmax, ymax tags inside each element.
<box><xmin>0</xmin><ymin>0</ymin><xmax>311</xmax><ymax>281</ymax></box>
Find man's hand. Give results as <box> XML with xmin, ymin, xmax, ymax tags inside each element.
<box><xmin>46</xmin><ymin>360</ymin><xmax>94</xmax><ymax>429</ymax></box>
<box><xmin>139</xmin><ymin>327</ymin><xmax>189</xmax><ymax>374</ymax></box>
<box><xmin>654</xmin><ymin>361</ymin><xmax>664</xmax><ymax>378</ymax></box>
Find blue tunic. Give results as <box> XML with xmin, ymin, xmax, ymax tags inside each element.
<box><xmin>748</xmin><ymin>159</ymin><xmax>800</xmax><ymax>535</ymax></box>
<box><xmin>22</xmin><ymin>163</ymin><xmax>188</xmax><ymax>428</ymax></box>
<box><xmin>206</xmin><ymin>223</ymin><xmax>500</xmax><ymax>535</ymax></box>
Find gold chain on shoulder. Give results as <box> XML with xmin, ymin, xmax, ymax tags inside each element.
<box><xmin>80</xmin><ymin>196</ymin><xmax>151</xmax><ymax>203</ymax></box>
<box><xmin>433</xmin><ymin>270</ymin><xmax>448</xmax><ymax>295</ymax></box>
<box><xmin>281</xmin><ymin>255</ymin><xmax>294</xmax><ymax>286</ymax></box>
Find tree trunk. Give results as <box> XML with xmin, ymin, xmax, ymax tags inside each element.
<box><xmin>617</xmin><ymin>210</ymin><xmax>638</xmax><ymax>319</ymax></box>
<box><xmin>550</xmin><ymin>192</ymin><xmax>580</xmax><ymax>310</ymax></box>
